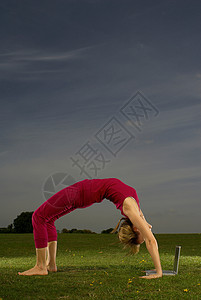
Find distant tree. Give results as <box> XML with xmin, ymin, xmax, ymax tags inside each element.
<box><xmin>61</xmin><ymin>228</ymin><xmax>96</xmax><ymax>234</ymax></box>
<box><xmin>13</xmin><ymin>211</ymin><xmax>34</xmax><ymax>233</ymax></box>
<box><xmin>82</xmin><ymin>229</ymin><xmax>96</xmax><ymax>234</ymax></box>
<box><xmin>69</xmin><ymin>228</ymin><xmax>78</xmax><ymax>233</ymax></box>
<box><xmin>0</xmin><ymin>228</ymin><xmax>9</xmax><ymax>233</ymax></box>
<box><xmin>101</xmin><ymin>228</ymin><xmax>114</xmax><ymax>234</ymax></box>
<box><xmin>0</xmin><ymin>224</ymin><xmax>14</xmax><ymax>233</ymax></box>
<box><xmin>62</xmin><ymin>228</ymin><xmax>70</xmax><ymax>233</ymax></box>
<box><xmin>7</xmin><ymin>224</ymin><xmax>13</xmax><ymax>233</ymax></box>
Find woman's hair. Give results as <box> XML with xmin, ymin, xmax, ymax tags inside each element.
<box><xmin>111</xmin><ymin>217</ymin><xmax>140</xmax><ymax>255</ymax></box>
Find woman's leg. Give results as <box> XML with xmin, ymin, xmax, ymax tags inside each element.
<box><xmin>18</xmin><ymin>247</ymin><xmax>48</xmax><ymax>276</ymax></box>
<box><xmin>46</xmin><ymin>241</ymin><xmax>57</xmax><ymax>272</ymax></box>
<box><xmin>45</xmin><ymin>206</ymin><xmax>74</xmax><ymax>272</ymax></box>
<box><xmin>45</xmin><ymin>187</ymin><xmax>80</xmax><ymax>272</ymax></box>
<box><xmin>18</xmin><ymin>186</ymin><xmax>79</xmax><ymax>276</ymax></box>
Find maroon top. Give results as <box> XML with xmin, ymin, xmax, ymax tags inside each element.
<box><xmin>66</xmin><ymin>178</ymin><xmax>140</xmax><ymax>217</ymax></box>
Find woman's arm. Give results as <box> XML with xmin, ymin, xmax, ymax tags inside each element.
<box><xmin>123</xmin><ymin>198</ymin><xmax>162</xmax><ymax>279</ymax></box>
<box><xmin>139</xmin><ymin>209</ymin><xmax>146</xmax><ymax>221</ymax></box>
<box><xmin>140</xmin><ymin>209</ymin><xmax>152</xmax><ymax>230</ymax></box>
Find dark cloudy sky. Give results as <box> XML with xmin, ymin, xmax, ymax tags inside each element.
<box><xmin>0</xmin><ymin>0</ymin><xmax>200</xmax><ymax>233</ymax></box>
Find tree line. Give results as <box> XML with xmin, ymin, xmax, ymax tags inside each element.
<box><xmin>0</xmin><ymin>211</ymin><xmax>114</xmax><ymax>234</ymax></box>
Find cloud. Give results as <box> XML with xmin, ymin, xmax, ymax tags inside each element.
<box><xmin>0</xmin><ymin>44</ymin><xmax>100</xmax><ymax>80</ymax></box>
<box><xmin>3</xmin><ymin>46</ymin><xmax>91</xmax><ymax>62</ymax></box>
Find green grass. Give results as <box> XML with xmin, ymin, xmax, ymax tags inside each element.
<box><xmin>0</xmin><ymin>233</ymin><xmax>201</xmax><ymax>299</ymax></box>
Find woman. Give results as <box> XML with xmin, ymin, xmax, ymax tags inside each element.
<box><xmin>18</xmin><ymin>178</ymin><xmax>162</xmax><ymax>279</ymax></box>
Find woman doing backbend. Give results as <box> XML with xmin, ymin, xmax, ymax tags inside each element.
<box><xmin>18</xmin><ymin>178</ymin><xmax>162</xmax><ymax>279</ymax></box>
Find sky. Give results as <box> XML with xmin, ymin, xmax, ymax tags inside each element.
<box><xmin>0</xmin><ymin>0</ymin><xmax>201</xmax><ymax>234</ymax></box>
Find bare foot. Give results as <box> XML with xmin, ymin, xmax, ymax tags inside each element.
<box><xmin>47</xmin><ymin>264</ymin><xmax>57</xmax><ymax>272</ymax></box>
<box><xmin>18</xmin><ymin>265</ymin><xmax>48</xmax><ymax>276</ymax></box>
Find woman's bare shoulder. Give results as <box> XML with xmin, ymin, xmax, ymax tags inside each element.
<box><xmin>123</xmin><ymin>197</ymin><xmax>140</xmax><ymax>215</ymax></box>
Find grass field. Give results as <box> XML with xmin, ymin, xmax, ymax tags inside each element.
<box><xmin>0</xmin><ymin>233</ymin><xmax>201</xmax><ymax>299</ymax></box>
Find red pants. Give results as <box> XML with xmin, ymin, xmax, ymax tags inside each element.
<box><xmin>32</xmin><ymin>185</ymin><xmax>80</xmax><ymax>248</ymax></box>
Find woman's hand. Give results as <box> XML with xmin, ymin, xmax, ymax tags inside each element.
<box><xmin>139</xmin><ymin>273</ymin><xmax>163</xmax><ymax>279</ymax></box>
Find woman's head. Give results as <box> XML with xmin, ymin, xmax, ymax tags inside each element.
<box><xmin>111</xmin><ymin>218</ymin><xmax>144</xmax><ymax>254</ymax></box>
